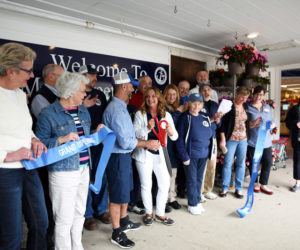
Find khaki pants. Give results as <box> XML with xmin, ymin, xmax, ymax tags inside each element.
<box><xmin>168</xmin><ymin>168</ymin><xmax>177</xmax><ymax>202</ymax></box>
<box><xmin>202</xmin><ymin>138</ymin><xmax>217</xmax><ymax>194</ymax></box>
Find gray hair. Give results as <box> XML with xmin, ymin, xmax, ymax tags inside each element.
<box><xmin>56</xmin><ymin>71</ymin><xmax>89</xmax><ymax>99</ymax></box>
<box><xmin>42</xmin><ymin>64</ymin><xmax>57</xmax><ymax>79</ymax></box>
<box><xmin>0</xmin><ymin>42</ymin><xmax>36</xmax><ymax>76</ymax></box>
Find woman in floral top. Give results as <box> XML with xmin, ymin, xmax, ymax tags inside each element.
<box><xmin>219</xmin><ymin>87</ymin><xmax>250</xmax><ymax>199</ymax></box>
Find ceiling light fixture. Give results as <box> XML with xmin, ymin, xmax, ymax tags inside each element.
<box><xmin>174</xmin><ymin>5</ymin><xmax>177</xmax><ymax>14</ymax></box>
<box><xmin>259</xmin><ymin>40</ymin><xmax>300</xmax><ymax>51</ymax></box>
<box><xmin>246</xmin><ymin>32</ymin><xmax>259</xmax><ymax>39</ymax></box>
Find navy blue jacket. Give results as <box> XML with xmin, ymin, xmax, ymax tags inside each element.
<box><xmin>176</xmin><ymin>111</ymin><xmax>213</xmax><ymax>162</ymax></box>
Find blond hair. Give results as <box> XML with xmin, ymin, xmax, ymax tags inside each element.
<box><xmin>163</xmin><ymin>84</ymin><xmax>180</xmax><ymax>112</ymax></box>
<box><xmin>140</xmin><ymin>87</ymin><xmax>166</xmax><ymax>118</ymax></box>
<box><xmin>0</xmin><ymin>42</ymin><xmax>36</xmax><ymax>76</ymax></box>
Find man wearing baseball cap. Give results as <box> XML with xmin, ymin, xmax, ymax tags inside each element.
<box><xmin>103</xmin><ymin>72</ymin><xmax>160</xmax><ymax>248</ymax></box>
<box><xmin>78</xmin><ymin>64</ymin><xmax>111</xmax><ymax>230</ymax></box>
<box><xmin>199</xmin><ymin>82</ymin><xmax>223</xmax><ymax>202</ymax></box>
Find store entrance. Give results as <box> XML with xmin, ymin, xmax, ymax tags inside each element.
<box><xmin>280</xmin><ymin>69</ymin><xmax>300</xmax><ymax>137</ymax></box>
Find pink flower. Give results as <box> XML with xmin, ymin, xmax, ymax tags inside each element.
<box><xmin>224</xmin><ymin>55</ymin><xmax>230</xmax><ymax>60</ymax></box>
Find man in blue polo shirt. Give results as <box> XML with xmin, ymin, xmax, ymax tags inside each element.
<box><xmin>103</xmin><ymin>72</ymin><xmax>160</xmax><ymax>249</ymax></box>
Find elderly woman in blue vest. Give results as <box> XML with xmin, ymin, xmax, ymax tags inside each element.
<box><xmin>163</xmin><ymin>84</ymin><xmax>184</xmax><ymax>210</ymax></box>
<box><xmin>176</xmin><ymin>93</ymin><xmax>213</xmax><ymax>215</ymax></box>
<box><xmin>0</xmin><ymin>42</ymin><xmax>48</xmax><ymax>250</ymax></box>
<box><xmin>219</xmin><ymin>86</ymin><xmax>250</xmax><ymax>199</ymax></box>
<box><xmin>36</xmin><ymin>72</ymin><xmax>104</xmax><ymax>250</ymax></box>
<box><xmin>132</xmin><ymin>87</ymin><xmax>178</xmax><ymax>226</ymax></box>
<box><xmin>247</xmin><ymin>86</ymin><xmax>275</xmax><ymax>194</ymax></box>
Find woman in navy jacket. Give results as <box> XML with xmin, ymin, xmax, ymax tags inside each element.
<box><xmin>176</xmin><ymin>93</ymin><xmax>213</xmax><ymax>215</ymax></box>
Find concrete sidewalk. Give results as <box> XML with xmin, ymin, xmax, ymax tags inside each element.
<box><xmin>83</xmin><ymin>158</ymin><xmax>299</xmax><ymax>250</ymax></box>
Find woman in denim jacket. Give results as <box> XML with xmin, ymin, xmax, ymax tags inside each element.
<box><xmin>36</xmin><ymin>72</ymin><xmax>103</xmax><ymax>250</ymax></box>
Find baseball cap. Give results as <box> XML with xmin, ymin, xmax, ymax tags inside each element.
<box><xmin>78</xmin><ymin>64</ymin><xmax>98</xmax><ymax>75</ymax></box>
<box><xmin>113</xmin><ymin>72</ymin><xmax>140</xmax><ymax>86</ymax></box>
<box><xmin>199</xmin><ymin>82</ymin><xmax>212</xmax><ymax>90</ymax></box>
<box><xmin>189</xmin><ymin>93</ymin><xmax>203</xmax><ymax>102</ymax></box>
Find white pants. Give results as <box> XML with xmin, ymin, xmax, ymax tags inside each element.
<box><xmin>136</xmin><ymin>151</ymin><xmax>170</xmax><ymax>216</ymax></box>
<box><xmin>49</xmin><ymin>167</ymin><xmax>89</xmax><ymax>250</ymax></box>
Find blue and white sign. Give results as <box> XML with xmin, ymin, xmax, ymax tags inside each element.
<box><xmin>0</xmin><ymin>38</ymin><xmax>170</xmax><ymax>98</ymax></box>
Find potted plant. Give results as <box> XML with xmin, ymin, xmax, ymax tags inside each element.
<box><xmin>251</xmin><ymin>75</ymin><xmax>270</xmax><ymax>87</ymax></box>
<box><xmin>217</xmin><ymin>42</ymin><xmax>255</xmax><ymax>75</ymax></box>
<box><xmin>246</xmin><ymin>51</ymin><xmax>269</xmax><ymax>76</ymax></box>
<box><xmin>209</xmin><ymin>68</ymin><xmax>225</xmax><ymax>86</ymax></box>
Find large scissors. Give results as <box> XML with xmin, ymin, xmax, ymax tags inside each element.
<box><xmin>151</xmin><ymin>117</ymin><xmax>172</xmax><ymax>176</ymax></box>
<box><xmin>151</xmin><ymin>117</ymin><xmax>168</xmax><ymax>147</ymax></box>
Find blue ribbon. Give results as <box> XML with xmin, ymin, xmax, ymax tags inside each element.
<box><xmin>22</xmin><ymin>126</ymin><xmax>116</xmax><ymax>194</ymax></box>
<box><xmin>236</xmin><ymin>120</ymin><xmax>271</xmax><ymax>218</ymax></box>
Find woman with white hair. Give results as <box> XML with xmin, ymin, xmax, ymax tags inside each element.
<box><xmin>36</xmin><ymin>71</ymin><xmax>104</xmax><ymax>250</ymax></box>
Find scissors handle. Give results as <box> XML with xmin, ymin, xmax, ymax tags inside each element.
<box><xmin>151</xmin><ymin>117</ymin><xmax>168</xmax><ymax>147</ymax></box>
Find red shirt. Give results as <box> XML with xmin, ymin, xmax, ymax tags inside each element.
<box><xmin>129</xmin><ymin>91</ymin><xmax>144</xmax><ymax>109</ymax></box>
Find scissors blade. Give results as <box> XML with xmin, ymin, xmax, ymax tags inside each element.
<box><xmin>162</xmin><ymin>147</ymin><xmax>172</xmax><ymax>176</ymax></box>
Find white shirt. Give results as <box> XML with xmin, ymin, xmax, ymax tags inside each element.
<box><xmin>0</xmin><ymin>87</ymin><xmax>35</xmax><ymax>168</ymax></box>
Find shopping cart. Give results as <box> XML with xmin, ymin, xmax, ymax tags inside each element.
<box><xmin>272</xmin><ymin>137</ymin><xmax>288</xmax><ymax>170</ymax></box>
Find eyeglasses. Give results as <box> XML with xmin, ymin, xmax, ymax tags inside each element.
<box><xmin>18</xmin><ymin>67</ymin><xmax>33</xmax><ymax>75</ymax></box>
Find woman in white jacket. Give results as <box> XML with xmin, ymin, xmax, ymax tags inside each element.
<box><xmin>132</xmin><ymin>87</ymin><xmax>178</xmax><ymax>226</ymax></box>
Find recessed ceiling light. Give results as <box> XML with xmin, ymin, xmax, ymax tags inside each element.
<box><xmin>281</xmin><ymin>85</ymin><xmax>287</xmax><ymax>88</ymax></box>
<box><xmin>247</xmin><ymin>32</ymin><xmax>259</xmax><ymax>39</ymax></box>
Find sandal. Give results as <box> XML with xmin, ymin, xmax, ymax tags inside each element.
<box><xmin>155</xmin><ymin>215</ymin><xmax>174</xmax><ymax>226</ymax></box>
<box><xmin>143</xmin><ymin>214</ymin><xmax>153</xmax><ymax>226</ymax></box>
<box><xmin>219</xmin><ymin>190</ymin><xmax>227</xmax><ymax>197</ymax></box>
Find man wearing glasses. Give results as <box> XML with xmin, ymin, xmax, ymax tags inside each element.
<box><xmin>31</xmin><ymin>64</ymin><xmax>64</xmax><ymax>120</ymax></box>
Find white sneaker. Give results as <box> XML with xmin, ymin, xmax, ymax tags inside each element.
<box><xmin>200</xmin><ymin>194</ymin><xmax>206</xmax><ymax>203</ymax></box>
<box><xmin>204</xmin><ymin>192</ymin><xmax>217</xmax><ymax>200</ymax></box>
<box><xmin>197</xmin><ymin>203</ymin><xmax>205</xmax><ymax>212</ymax></box>
<box><xmin>188</xmin><ymin>205</ymin><xmax>202</xmax><ymax>215</ymax></box>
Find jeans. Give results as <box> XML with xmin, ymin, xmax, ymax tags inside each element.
<box><xmin>184</xmin><ymin>158</ymin><xmax>207</xmax><ymax>206</ymax></box>
<box><xmin>222</xmin><ymin>140</ymin><xmax>247</xmax><ymax>191</ymax></box>
<box><xmin>0</xmin><ymin>168</ymin><xmax>48</xmax><ymax>250</ymax></box>
<box><xmin>247</xmin><ymin>146</ymin><xmax>272</xmax><ymax>185</ymax></box>
<box><xmin>85</xmin><ymin>175</ymin><xmax>108</xmax><ymax>218</ymax></box>
<box><xmin>85</xmin><ymin>144</ymin><xmax>108</xmax><ymax>218</ymax></box>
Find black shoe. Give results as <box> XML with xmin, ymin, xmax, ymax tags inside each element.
<box><xmin>121</xmin><ymin>220</ymin><xmax>142</xmax><ymax>233</ymax></box>
<box><xmin>168</xmin><ymin>201</ymin><xmax>181</xmax><ymax>210</ymax></box>
<box><xmin>165</xmin><ymin>203</ymin><xmax>172</xmax><ymax>213</ymax></box>
<box><xmin>143</xmin><ymin>215</ymin><xmax>153</xmax><ymax>226</ymax></box>
<box><xmin>219</xmin><ymin>190</ymin><xmax>227</xmax><ymax>198</ymax></box>
<box><xmin>111</xmin><ymin>231</ymin><xmax>135</xmax><ymax>249</ymax></box>
<box><xmin>234</xmin><ymin>190</ymin><xmax>244</xmax><ymax>199</ymax></box>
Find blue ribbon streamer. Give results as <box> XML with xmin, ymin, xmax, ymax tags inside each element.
<box><xmin>22</xmin><ymin>126</ymin><xmax>116</xmax><ymax>194</ymax></box>
<box><xmin>236</xmin><ymin>120</ymin><xmax>271</xmax><ymax>218</ymax></box>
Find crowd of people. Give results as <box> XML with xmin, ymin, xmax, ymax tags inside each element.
<box><xmin>1</xmin><ymin>41</ymin><xmax>299</xmax><ymax>250</ymax></box>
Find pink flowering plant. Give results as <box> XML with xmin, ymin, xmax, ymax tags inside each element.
<box><xmin>249</xmin><ymin>50</ymin><xmax>269</xmax><ymax>71</ymax></box>
<box><xmin>218</xmin><ymin>42</ymin><xmax>255</xmax><ymax>66</ymax></box>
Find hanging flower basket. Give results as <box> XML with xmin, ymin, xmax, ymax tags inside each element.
<box><xmin>217</xmin><ymin>42</ymin><xmax>255</xmax><ymax>75</ymax></box>
<box><xmin>228</xmin><ymin>62</ymin><xmax>244</xmax><ymax>75</ymax></box>
<box><xmin>248</xmin><ymin>50</ymin><xmax>269</xmax><ymax>72</ymax></box>
<box><xmin>245</xmin><ymin>64</ymin><xmax>260</xmax><ymax>76</ymax></box>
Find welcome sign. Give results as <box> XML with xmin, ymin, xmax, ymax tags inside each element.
<box><xmin>0</xmin><ymin>38</ymin><xmax>169</xmax><ymax>98</ymax></box>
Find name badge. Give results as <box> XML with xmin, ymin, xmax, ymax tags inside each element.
<box><xmin>264</xmin><ymin>108</ymin><xmax>270</xmax><ymax>113</ymax></box>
